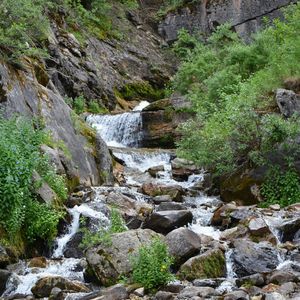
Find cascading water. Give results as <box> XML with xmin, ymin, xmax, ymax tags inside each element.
<box><xmin>86</xmin><ymin>101</ymin><xmax>150</xmax><ymax>148</ymax></box>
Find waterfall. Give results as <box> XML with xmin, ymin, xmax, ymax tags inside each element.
<box><xmin>86</xmin><ymin>101</ymin><xmax>150</xmax><ymax>148</ymax></box>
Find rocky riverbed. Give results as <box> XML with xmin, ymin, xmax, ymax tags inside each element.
<box><xmin>1</xmin><ymin>103</ymin><xmax>300</xmax><ymax>300</ymax></box>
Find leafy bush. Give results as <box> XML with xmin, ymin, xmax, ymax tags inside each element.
<box><xmin>0</xmin><ymin>116</ymin><xmax>65</xmax><ymax>242</ymax></box>
<box><xmin>88</xmin><ymin>100</ymin><xmax>108</xmax><ymax>114</ymax></box>
<box><xmin>131</xmin><ymin>238</ymin><xmax>174</xmax><ymax>291</ymax></box>
<box><xmin>73</xmin><ymin>96</ymin><xmax>86</xmax><ymax>114</ymax></box>
<box><xmin>174</xmin><ymin>4</ymin><xmax>300</xmax><ymax>175</ymax></box>
<box><xmin>80</xmin><ymin>208</ymin><xmax>127</xmax><ymax>249</ymax></box>
<box><xmin>260</xmin><ymin>167</ymin><xmax>300</xmax><ymax>207</ymax></box>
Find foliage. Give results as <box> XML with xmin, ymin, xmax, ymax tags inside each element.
<box><xmin>73</xmin><ymin>96</ymin><xmax>86</xmax><ymax>114</ymax></box>
<box><xmin>0</xmin><ymin>116</ymin><xmax>65</xmax><ymax>242</ymax></box>
<box><xmin>260</xmin><ymin>167</ymin><xmax>300</xmax><ymax>207</ymax></box>
<box><xmin>80</xmin><ymin>208</ymin><xmax>127</xmax><ymax>249</ymax></box>
<box><xmin>174</xmin><ymin>5</ymin><xmax>300</xmax><ymax>175</ymax></box>
<box><xmin>88</xmin><ymin>100</ymin><xmax>108</xmax><ymax>114</ymax></box>
<box><xmin>157</xmin><ymin>0</ymin><xmax>186</xmax><ymax>18</ymax></box>
<box><xmin>131</xmin><ymin>238</ymin><xmax>174</xmax><ymax>291</ymax></box>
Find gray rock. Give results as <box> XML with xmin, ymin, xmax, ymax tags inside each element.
<box><xmin>223</xmin><ymin>290</ymin><xmax>250</xmax><ymax>300</ymax></box>
<box><xmin>157</xmin><ymin>202</ymin><xmax>186</xmax><ymax>211</ymax></box>
<box><xmin>278</xmin><ymin>217</ymin><xmax>300</xmax><ymax>243</ymax></box>
<box><xmin>165</xmin><ymin>228</ymin><xmax>201</xmax><ymax>265</ymax></box>
<box><xmin>248</xmin><ymin>217</ymin><xmax>271</xmax><ymax>236</ymax></box>
<box><xmin>171</xmin><ymin>158</ymin><xmax>199</xmax><ymax>181</ymax></box>
<box><xmin>177</xmin><ymin>286</ymin><xmax>216</xmax><ymax>299</ymax></box>
<box><xmin>155</xmin><ymin>291</ymin><xmax>176</xmax><ymax>300</ymax></box>
<box><xmin>95</xmin><ymin>133</ymin><xmax>114</xmax><ymax>185</ymax></box>
<box><xmin>276</xmin><ymin>88</ymin><xmax>300</xmax><ymax>118</ymax></box>
<box><xmin>268</xmin><ymin>270</ymin><xmax>299</xmax><ymax>285</ymax></box>
<box><xmin>236</xmin><ymin>273</ymin><xmax>265</xmax><ymax>287</ymax></box>
<box><xmin>193</xmin><ymin>279</ymin><xmax>219</xmax><ymax>288</ymax></box>
<box><xmin>148</xmin><ymin>165</ymin><xmax>165</xmax><ymax>177</ymax></box>
<box><xmin>232</xmin><ymin>240</ymin><xmax>279</xmax><ymax>277</ymax></box>
<box><xmin>85</xmin><ymin>229</ymin><xmax>161</xmax><ymax>286</ymax></box>
<box><xmin>265</xmin><ymin>292</ymin><xmax>286</xmax><ymax>300</ymax></box>
<box><xmin>154</xmin><ymin>195</ymin><xmax>173</xmax><ymax>204</ymax></box>
<box><xmin>143</xmin><ymin>210</ymin><xmax>193</xmax><ymax>234</ymax></box>
<box><xmin>158</xmin><ymin>0</ymin><xmax>297</xmax><ymax>43</ymax></box>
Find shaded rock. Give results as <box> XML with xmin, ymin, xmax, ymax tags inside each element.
<box><xmin>232</xmin><ymin>240</ymin><xmax>279</xmax><ymax>277</ymax></box>
<box><xmin>157</xmin><ymin>202</ymin><xmax>186</xmax><ymax>211</ymax></box>
<box><xmin>193</xmin><ymin>279</ymin><xmax>219</xmax><ymax>288</ymax></box>
<box><xmin>0</xmin><ymin>269</ymin><xmax>11</xmax><ymax>295</ymax></box>
<box><xmin>63</xmin><ymin>232</ymin><xmax>84</xmax><ymax>258</ymax></box>
<box><xmin>176</xmin><ymin>286</ymin><xmax>216</xmax><ymax>299</ymax></box>
<box><xmin>276</xmin><ymin>88</ymin><xmax>300</xmax><ymax>118</ymax></box>
<box><xmin>268</xmin><ymin>270</ymin><xmax>299</xmax><ymax>285</ymax></box>
<box><xmin>28</xmin><ymin>257</ymin><xmax>47</xmax><ymax>268</ymax></box>
<box><xmin>178</xmin><ymin>248</ymin><xmax>226</xmax><ymax>281</ymax></box>
<box><xmin>211</xmin><ymin>203</ymin><xmax>237</xmax><ymax>227</ymax></box>
<box><xmin>31</xmin><ymin>276</ymin><xmax>90</xmax><ymax>298</ymax></box>
<box><xmin>171</xmin><ymin>158</ymin><xmax>199</xmax><ymax>181</ymax></box>
<box><xmin>153</xmin><ymin>195</ymin><xmax>172</xmax><ymax>204</ymax></box>
<box><xmin>141</xmin><ymin>183</ymin><xmax>185</xmax><ymax>202</ymax></box>
<box><xmin>143</xmin><ymin>210</ymin><xmax>193</xmax><ymax>234</ymax></box>
<box><xmin>277</xmin><ymin>218</ymin><xmax>300</xmax><ymax>243</ymax></box>
<box><xmin>154</xmin><ymin>291</ymin><xmax>175</xmax><ymax>300</ymax></box>
<box><xmin>85</xmin><ymin>229</ymin><xmax>161</xmax><ymax>286</ymax></box>
<box><xmin>0</xmin><ymin>246</ymin><xmax>10</xmax><ymax>268</ymax></box>
<box><xmin>148</xmin><ymin>165</ymin><xmax>165</xmax><ymax>177</ymax></box>
<box><xmin>223</xmin><ymin>290</ymin><xmax>250</xmax><ymax>300</ymax></box>
<box><xmin>236</xmin><ymin>273</ymin><xmax>265</xmax><ymax>287</ymax></box>
<box><xmin>165</xmin><ymin>228</ymin><xmax>201</xmax><ymax>266</ymax></box>
<box><xmin>248</xmin><ymin>217</ymin><xmax>272</xmax><ymax>236</ymax></box>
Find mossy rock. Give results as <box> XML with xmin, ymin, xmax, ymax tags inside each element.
<box><xmin>118</xmin><ymin>81</ymin><xmax>165</xmax><ymax>102</ymax></box>
<box><xmin>178</xmin><ymin>248</ymin><xmax>226</xmax><ymax>281</ymax></box>
<box><xmin>143</xmin><ymin>99</ymin><xmax>171</xmax><ymax>111</ymax></box>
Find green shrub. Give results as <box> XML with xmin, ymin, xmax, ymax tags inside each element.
<box><xmin>73</xmin><ymin>96</ymin><xmax>86</xmax><ymax>114</ymax></box>
<box><xmin>80</xmin><ymin>208</ymin><xmax>127</xmax><ymax>249</ymax></box>
<box><xmin>0</xmin><ymin>116</ymin><xmax>65</xmax><ymax>242</ymax></box>
<box><xmin>260</xmin><ymin>167</ymin><xmax>300</xmax><ymax>207</ymax></box>
<box><xmin>131</xmin><ymin>238</ymin><xmax>174</xmax><ymax>291</ymax></box>
<box><xmin>88</xmin><ymin>100</ymin><xmax>108</xmax><ymax>114</ymax></box>
<box><xmin>174</xmin><ymin>4</ymin><xmax>300</xmax><ymax>175</ymax></box>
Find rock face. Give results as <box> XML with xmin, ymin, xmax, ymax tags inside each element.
<box><xmin>143</xmin><ymin>210</ymin><xmax>193</xmax><ymax>234</ymax></box>
<box><xmin>0</xmin><ymin>270</ymin><xmax>11</xmax><ymax>296</ymax></box>
<box><xmin>276</xmin><ymin>88</ymin><xmax>300</xmax><ymax>118</ymax></box>
<box><xmin>31</xmin><ymin>276</ymin><xmax>90</xmax><ymax>298</ymax></box>
<box><xmin>158</xmin><ymin>0</ymin><xmax>298</xmax><ymax>43</ymax></box>
<box><xmin>232</xmin><ymin>240</ymin><xmax>279</xmax><ymax>277</ymax></box>
<box><xmin>0</xmin><ymin>246</ymin><xmax>11</xmax><ymax>268</ymax></box>
<box><xmin>277</xmin><ymin>218</ymin><xmax>300</xmax><ymax>242</ymax></box>
<box><xmin>85</xmin><ymin>229</ymin><xmax>161</xmax><ymax>286</ymax></box>
<box><xmin>178</xmin><ymin>248</ymin><xmax>226</xmax><ymax>281</ymax></box>
<box><xmin>165</xmin><ymin>228</ymin><xmax>201</xmax><ymax>265</ymax></box>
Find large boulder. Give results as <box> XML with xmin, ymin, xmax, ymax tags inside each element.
<box><xmin>178</xmin><ymin>248</ymin><xmax>226</xmax><ymax>281</ymax></box>
<box><xmin>141</xmin><ymin>183</ymin><xmax>185</xmax><ymax>202</ymax></box>
<box><xmin>0</xmin><ymin>269</ymin><xmax>11</xmax><ymax>295</ymax></box>
<box><xmin>31</xmin><ymin>276</ymin><xmax>90</xmax><ymax>298</ymax></box>
<box><xmin>143</xmin><ymin>210</ymin><xmax>193</xmax><ymax>234</ymax></box>
<box><xmin>276</xmin><ymin>88</ymin><xmax>300</xmax><ymax>118</ymax></box>
<box><xmin>277</xmin><ymin>217</ymin><xmax>300</xmax><ymax>243</ymax></box>
<box><xmin>85</xmin><ymin>229</ymin><xmax>162</xmax><ymax>286</ymax></box>
<box><xmin>232</xmin><ymin>240</ymin><xmax>279</xmax><ymax>277</ymax></box>
<box><xmin>165</xmin><ymin>228</ymin><xmax>201</xmax><ymax>266</ymax></box>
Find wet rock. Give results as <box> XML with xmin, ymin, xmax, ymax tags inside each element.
<box><xmin>176</xmin><ymin>286</ymin><xmax>216</xmax><ymax>299</ymax></box>
<box><xmin>178</xmin><ymin>248</ymin><xmax>226</xmax><ymax>281</ymax></box>
<box><xmin>277</xmin><ymin>282</ymin><xmax>297</xmax><ymax>297</ymax></box>
<box><xmin>165</xmin><ymin>228</ymin><xmax>201</xmax><ymax>266</ymax></box>
<box><xmin>276</xmin><ymin>88</ymin><xmax>300</xmax><ymax>118</ymax></box>
<box><xmin>85</xmin><ymin>229</ymin><xmax>161</xmax><ymax>286</ymax></box>
<box><xmin>141</xmin><ymin>183</ymin><xmax>185</xmax><ymax>202</ymax></box>
<box><xmin>268</xmin><ymin>270</ymin><xmax>299</xmax><ymax>285</ymax></box>
<box><xmin>0</xmin><ymin>246</ymin><xmax>11</xmax><ymax>268</ymax></box>
<box><xmin>248</xmin><ymin>217</ymin><xmax>272</xmax><ymax>237</ymax></box>
<box><xmin>28</xmin><ymin>257</ymin><xmax>47</xmax><ymax>268</ymax></box>
<box><xmin>230</xmin><ymin>208</ymin><xmax>257</xmax><ymax>225</ymax></box>
<box><xmin>143</xmin><ymin>210</ymin><xmax>193</xmax><ymax>234</ymax></box>
<box><xmin>211</xmin><ymin>203</ymin><xmax>237</xmax><ymax>227</ymax></box>
<box><xmin>153</xmin><ymin>195</ymin><xmax>172</xmax><ymax>204</ymax></box>
<box><xmin>277</xmin><ymin>217</ymin><xmax>300</xmax><ymax>242</ymax></box>
<box><xmin>264</xmin><ymin>292</ymin><xmax>286</xmax><ymax>300</ymax></box>
<box><xmin>236</xmin><ymin>273</ymin><xmax>265</xmax><ymax>287</ymax></box>
<box><xmin>193</xmin><ymin>279</ymin><xmax>219</xmax><ymax>288</ymax></box>
<box><xmin>95</xmin><ymin>133</ymin><xmax>114</xmax><ymax>185</ymax></box>
<box><xmin>154</xmin><ymin>291</ymin><xmax>176</xmax><ymax>300</ymax></box>
<box><xmin>63</xmin><ymin>232</ymin><xmax>84</xmax><ymax>258</ymax></box>
<box><xmin>133</xmin><ymin>287</ymin><xmax>145</xmax><ymax>297</ymax></box>
<box><xmin>223</xmin><ymin>289</ymin><xmax>250</xmax><ymax>300</ymax></box>
<box><xmin>31</xmin><ymin>276</ymin><xmax>90</xmax><ymax>298</ymax></box>
<box><xmin>156</xmin><ymin>202</ymin><xmax>186</xmax><ymax>211</ymax></box>
<box><xmin>148</xmin><ymin>165</ymin><xmax>165</xmax><ymax>177</ymax></box>
<box><xmin>0</xmin><ymin>269</ymin><xmax>11</xmax><ymax>295</ymax></box>
<box><xmin>232</xmin><ymin>240</ymin><xmax>279</xmax><ymax>277</ymax></box>
<box><xmin>171</xmin><ymin>158</ymin><xmax>199</xmax><ymax>181</ymax></box>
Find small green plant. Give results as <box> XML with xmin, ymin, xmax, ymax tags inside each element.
<box><xmin>88</xmin><ymin>100</ymin><xmax>108</xmax><ymax>114</ymax></box>
<box><xmin>131</xmin><ymin>237</ymin><xmax>174</xmax><ymax>291</ymax></box>
<box><xmin>80</xmin><ymin>208</ymin><xmax>127</xmax><ymax>249</ymax></box>
<box><xmin>260</xmin><ymin>166</ymin><xmax>300</xmax><ymax>207</ymax></box>
<box><xmin>73</xmin><ymin>96</ymin><xmax>86</xmax><ymax>114</ymax></box>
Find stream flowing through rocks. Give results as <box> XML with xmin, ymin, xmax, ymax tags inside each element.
<box><xmin>2</xmin><ymin>103</ymin><xmax>300</xmax><ymax>299</ymax></box>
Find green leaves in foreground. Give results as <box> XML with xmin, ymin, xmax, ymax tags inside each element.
<box><xmin>131</xmin><ymin>238</ymin><xmax>174</xmax><ymax>291</ymax></box>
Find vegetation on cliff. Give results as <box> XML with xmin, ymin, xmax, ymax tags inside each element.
<box><xmin>0</xmin><ymin>116</ymin><xmax>66</xmax><ymax>246</ymax></box>
<box><xmin>173</xmin><ymin>4</ymin><xmax>300</xmax><ymax>203</ymax></box>
<box><xmin>173</xmin><ymin>4</ymin><xmax>300</xmax><ymax>177</ymax></box>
